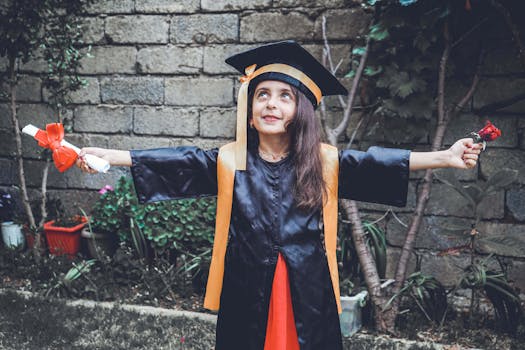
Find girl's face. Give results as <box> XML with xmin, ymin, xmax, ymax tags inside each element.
<box><xmin>250</xmin><ymin>80</ymin><xmax>297</xmax><ymax>137</ymax></box>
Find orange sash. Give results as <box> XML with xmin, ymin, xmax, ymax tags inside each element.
<box><xmin>203</xmin><ymin>142</ymin><xmax>341</xmax><ymax>314</ymax></box>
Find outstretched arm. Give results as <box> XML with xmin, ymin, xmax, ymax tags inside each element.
<box><xmin>409</xmin><ymin>138</ymin><xmax>483</xmax><ymax>171</ymax></box>
<box><xmin>77</xmin><ymin>147</ymin><xmax>132</xmax><ymax>173</ymax></box>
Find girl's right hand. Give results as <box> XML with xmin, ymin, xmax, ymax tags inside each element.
<box><xmin>76</xmin><ymin>147</ymin><xmax>108</xmax><ymax>174</ymax></box>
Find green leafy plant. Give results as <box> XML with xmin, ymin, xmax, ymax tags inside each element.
<box><xmin>338</xmin><ymin>218</ymin><xmax>387</xmax><ymax>296</ymax></box>
<box><xmin>0</xmin><ymin>0</ymin><xmax>93</xmax><ymax>257</ymax></box>
<box><xmin>434</xmin><ymin>168</ymin><xmax>523</xmax><ymax>332</ymax></box>
<box><xmin>46</xmin><ymin>259</ymin><xmax>96</xmax><ymax>297</ymax></box>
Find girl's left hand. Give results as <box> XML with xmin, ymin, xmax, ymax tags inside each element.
<box><xmin>447</xmin><ymin>138</ymin><xmax>483</xmax><ymax>169</ymax></box>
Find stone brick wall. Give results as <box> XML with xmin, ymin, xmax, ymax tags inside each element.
<box><xmin>0</xmin><ymin>0</ymin><xmax>524</xmax><ymax>293</ymax></box>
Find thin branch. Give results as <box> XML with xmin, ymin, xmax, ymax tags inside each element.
<box><xmin>450</xmin><ymin>47</ymin><xmax>484</xmax><ymax>118</ymax></box>
<box><xmin>451</xmin><ymin>17</ymin><xmax>488</xmax><ymax>49</ymax></box>
<box><xmin>321</xmin><ymin>16</ymin><xmax>347</xmax><ymax>110</ymax></box>
<box><xmin>331</xmin><ymin>37</ymin><xmax>371</xmax><ymax>144</ymax></box>
<box><xmin>9</xmin><ymin>55</ymin><xmax>36</xmax><ymax>230</ymax></box>
<box><xmin>437</xmin><ymin>22</ymin><xmax>451</xmax><ymax>124</ymax></box>
<box><xmin>346</xmin><ymin>115</ymin><xmax>364</xmax><ymax>149</ymax></box>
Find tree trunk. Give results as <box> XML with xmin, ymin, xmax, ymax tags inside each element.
<box><xmin>9</xmin><ymin>56</ymin><xmax>36</xmax><ymax>230</ymax></box>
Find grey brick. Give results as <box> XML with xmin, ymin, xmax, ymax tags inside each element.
<box><xmin>201</xmin><ymin>0</ymin><xmax>270</xmax><ymax>12</ymax></box>
<box><xmin>17</xmin><ymin>104</ymin><xmax>57</xmax><ymax>129</ymax></box>
<box><xmin>200</xmin><ymin>108</ymin><xmax>236</xmax><ymax>138</ymax></box>
<box><xmin>314</xmin><ymin>9</ymin><xmax>371</xmax><ymax>40</ymax></box>
<box><xmin>425</xmin><ymin>183</ymin><xmax>504</xmax><ymax>219</ymax></box>
<box><xmin>480</xmin><ymin>148</ymin><xmax>525</xmax><ymax>185</ymax></box>
<box><xmin>106</xmin><ymin>15</ymin><xmax>169</xmax><ymax>44</ymax></box>
<box><xmin>0</xmin><ymin>129</ymin><xmax>16</xmax><ymax>157</ymax></box>
<box><xmin>475</xmin><ymin>222</ymin><xmax>525</xmax><ymax>258</ymax></box>
<box><xmin>0</xmin><ymin>104</ymin><xmax>11</xmax><ymax>129</ymax></box>
<box><xmin>274</xmin><ymin>0</ymin><xmax>346</xmax><ymax>7</ymax></box>
<box><xmin>473</xmin><ymin>78</ymin><xmax>525</xmax><ymax>114</ymax></box>
<box><xmin>506</xmin><ymin>188</ymin><xmax>525</xmax><ymax>222</ymax></box>
<box><xmin>23</xmin><ymin>159</ymin><xmax>66</xmax><ymax>189</ymax></box>
<box><xmin>86</xmin><ymin>0</ymin><xmax>134</xmax><ymax>14</ymax></box>
<box><xmin>43</xmin><ymin>78</ymin><xmax>100</xmax><ymax>105</ymax></box>
<box><xmin>0</xmin><ymin>158</ymin><xmax>17</xmax><ymax>185</ymax></box>
<box><xmin>420</xmin><ymin>253</ymin><xmax>469</xmax><ymax>287</ymax></box>
<box><xmin>68</xmin><ymin>78</ymin><xmax>101</xmax><ymax>104</ymax></box>
<box><xmin>67</xmin><ymin>133</ymin><xmax>110</xmax><ymax>150</ymax></box>
<box><xmin>171</xmin><ymin>14</ymin><xmax>238</xmax><ymax>44</ymax></box>
<box><xmin>108</xmin><ymin>135</ymin><xmax>174</xmax><ymax>150</ymax></box>
<box><xmin>240</xmin><ymin>12</ymin><xmax>314</xmax><ymax>42</ymax></box>
<box><xmin>100</xmin><ymin>77</ymin><xmax>164</xmax><ymax>105</ymax></box>
<box><xmin>442</xmin><ymin>114</ymin><xmax>517</xmax><ymax>148</ymax></box>
<box><xmin>137</xmin><ymin>46</ymin><xmax>202</xmax><ymax>74</ymax></box>
<box><xmin>17</xmin><ymin>76</ymin><xmax>41</xmax><ymax>102</ymax></box>
<box><xmin>81</xmin><ymin>17</ymin><xmax>105</xmax><ymax>44</ymax></box>
<box><xmin>19</xmin><ymin>49</ymin><xmax>48</xmax><ymax>73</ymax></box>
<box><xmin>178</xmin><ymin>138</ymin><xmax>229</xmax><ymax>149</ymax></box>
<box><xmin>203</xmin><ymin>44</ymin><xmax>257</xmax><ymax>74</ymax></box>
<box><xmin>165</xmin><ymin>77</ymin><xmax>233</xmax><ymax>106</ymax></box>
<box><xmin>134</xmin><ymin>106</ymin><xmax>199</xmax><ymax>137</ymax></box>
<box><xmin>385</xmin><ymin>247</ymin><xmax>416</xmax><ymax>280</ymax></box>
<box><xmin>64</xmin><ymin>165</ymin><xmax>130</xmax><ymax>190</ymax></box>
<box><xmin>136</xmin><ymin>0</ymin><xmax>200</xmax><ymax>13</ymax></box>
<box><xmin>387</xmin><ymin>214</ymin><xmax>472</xmax><ymax>250</ymax></box>
<box><xmin>46</xmin><ymin>189</ymin><xmax>101</xmax><ymax>217</ymax></box>
<box><xmin>303</xmin><ymin>44</ymin><xmax>352</xmax><ymax>78</ymax></box>
<box><xmin>484</xmin><ymin>43</ymin><xmax>523</xmax><ymax>75</ymax></box>
<box><xmin>74</xmin><ymin>105</ymin><xmax>132</xmax><ymax>133</ymax></box>
<box><xmin>79</xmin><ymin>46</ymin><xmax>136</xmax><ymax>74</ymax></box>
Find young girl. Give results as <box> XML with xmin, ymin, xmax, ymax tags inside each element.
<box><xmin>77</xmin><ymin>41</ymin><xmax>482</xmax><ymax>350</ymax></box>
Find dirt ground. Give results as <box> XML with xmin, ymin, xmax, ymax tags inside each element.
<box><xmin>1</xmin><ymin>247</ymin><xmax>524</xmax><ymax>349</ymax></box>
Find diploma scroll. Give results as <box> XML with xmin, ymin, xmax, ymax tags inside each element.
<box><xmin>22</xmin><ymin>124</ymin><xmax>110</xmax><ymax>173</ymax></box>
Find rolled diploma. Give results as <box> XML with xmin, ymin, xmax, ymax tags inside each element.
<box><xmin>21</xmin><ymin>124</ymin><xmax>110</xmax><ymax>173</ymax></box>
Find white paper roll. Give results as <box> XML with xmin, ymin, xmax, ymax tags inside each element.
<box><xmin>84</xmin><ymin>154</ymin><xmax>111</xmax><ymax>173</ymax></box>
<box><xmin>22</xmin><ymin>124</ymin><xmax>111</xmax><ymax>173</ymax></box>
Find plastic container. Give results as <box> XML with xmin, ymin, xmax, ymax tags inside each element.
<box><xmin>339</xmin><ymin>291</ymin><xmax>368</xmax><ymax>337</ymax></box>
<box><xmin>1</xmin><ymin>221</ymin><xmax>25</xmax><ymax>249</ymax></box>
<box><xmin>44</xmin><ymin>217</ymin><xmax>87</xmax><ymax>256</ymax></box>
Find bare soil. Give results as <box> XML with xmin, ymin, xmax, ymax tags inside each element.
<box><xmin>1</xmin><ymin>246</ymin><xmax>524</xmax><ymax>349</ymax></box>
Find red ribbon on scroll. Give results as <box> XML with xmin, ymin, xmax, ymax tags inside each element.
<box><xmin>33</xmin><ymin>123</ymin><xmax>78</xmax><ymax>172</ymax></box>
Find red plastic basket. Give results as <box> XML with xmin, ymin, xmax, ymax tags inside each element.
<box><xmin>44</xmin><ymin>217</ymin><xmax>87</xmax><ymax>256</ymax></box>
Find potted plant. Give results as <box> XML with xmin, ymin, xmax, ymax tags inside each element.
<box><xmin>81</xmin><ymin>185</ymin><xmax>120</xmax><ymax>259</ymax></box>
<box><xmin>43</xmin><ymin>199</ymin><xmax>87</xmax><ymax>256</ymax></box>
<box><xmin>0</xmin><ymin>191</ymin><xmax>25</xmax><ymax>249</ymax></box>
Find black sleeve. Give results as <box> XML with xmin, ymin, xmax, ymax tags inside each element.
<box><xmin>130</xmin><ymin>147</ymin><xmax>218</xmax><ymax>204</ymax></box>
<box><xmin>338</xmin><ymin>146</ymin><xmax>411</xmax><ymax>207</ymax></box>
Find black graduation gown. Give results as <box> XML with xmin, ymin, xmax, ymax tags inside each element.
<box><xmin>130</xmin><ymin>145</ymin><xmax>410</xmax><ymax>350</ymax></box>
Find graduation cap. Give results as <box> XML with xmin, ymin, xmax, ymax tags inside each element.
<box><xmin>225</xmin><ymin>40</ymin><xmax>348</xmax><ymax>170</ymax></box>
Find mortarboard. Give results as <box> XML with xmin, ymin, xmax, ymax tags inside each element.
<box><xmin>225</xmin><ymin>40</ymin><xmax>348</xmax><ymax>170</ymax></box>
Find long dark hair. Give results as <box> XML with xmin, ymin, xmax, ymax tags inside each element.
<box><xmin>248</xmin><ymin>83</ymin><xmax>326</xmax><ymax>211</ymax></box>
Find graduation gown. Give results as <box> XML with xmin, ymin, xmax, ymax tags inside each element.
<box><xmin>130</xmin><ymin>145</ymin><xmax>410</xmax><ymax>350</ymax></box>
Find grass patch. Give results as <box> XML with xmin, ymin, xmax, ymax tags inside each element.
<box><xmin>0</xmin><ymin>290</ymin><xmax>215</xmax><ymax>350</ymax></box>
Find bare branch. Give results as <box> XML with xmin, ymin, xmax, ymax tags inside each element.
<box><xmin>321</xmin><ymin>16</ymin><xmax>348</xmax><ymax>110</ymax></box>
<box><xmin>38</xmin><ymin>160</ymin><xmax>50</xmax><ymax>228</ymax></box>
<box><xmin>9</xmin><ymin>55</ymin><xmax>36</xmax><ymax>230</ymax></box>
<box><xmin>437</xmin><ymin>22</ymin><xmax>451</xmax><ymax>124</ymax></box>
<box><xmin>451</xmin><ymin>17</ymin><xmax>488</xmax><ymax>49</ymax></box>
<box><xmin>450</xmin><ymin>47</ymin><xmax>484</xmax><ymax>118</ymax></box>
<box><xmin>331</xmin><ymin>37</ymin><xmax>371</xmax><ymax>143</ymax></box>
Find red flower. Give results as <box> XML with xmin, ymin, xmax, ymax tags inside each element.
<box><xmin>477</xmin><ymin>120</ymin><xmax>502</xmax><ymax>142</ymax></box>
